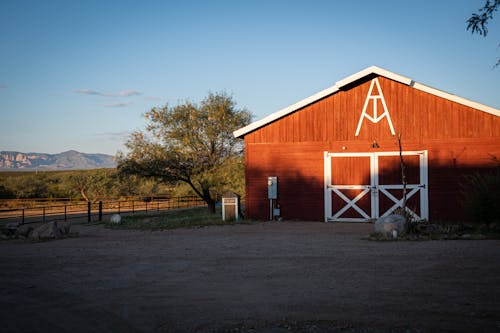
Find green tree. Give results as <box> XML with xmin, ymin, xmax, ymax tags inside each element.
<box><xmin>11</xmin><ymin>174</ymin><xmax>50</xmax><ymax>198</ymax></box>
<box><xmin>467</xmin><ymin>0</ymin><xmax>500</xmax><ymax>67</ymax></box>
<box><xmin>63</xmin><ymin>169</ymin><xmax>116</xmax><ymax>201</ymax></box>
<box><xmin>0</xmin><ymin>183</ymin><xmax>14</xmax><ymax>199</ymax></box>
<box><xmin>118</xmin><ymin>92</ymin><xmax>252</xmax><ymax>213</ymax></box>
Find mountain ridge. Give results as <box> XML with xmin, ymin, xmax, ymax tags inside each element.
<box><xmin>0</xmin><ymin>150</ymin><xmax>117</xmax><ymax>171</ymax></box>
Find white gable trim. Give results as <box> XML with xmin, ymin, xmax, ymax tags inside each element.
<box><xmin>233</xmin><ymin>84</ymin><xmax>340</xmax><ymax>138</ymax></box>
<box><xmin>335</xmin><ymin>65</ymin><xmax>413</xmax><ymax>87</ymax></box>
<box><xmin>411</xmin><ymin>82</ymin><xmax>500</xmax><ymax>117</ymax></box>
<box><xmin>233</xmin><ymin>66</ymin><xmax>500</xmax><ymax>138</ymax></box>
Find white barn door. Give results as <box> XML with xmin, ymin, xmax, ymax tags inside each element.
<box><xmin>324</xmin><ymin>151</ymin><xmax>428</xmax><ymax>222</ymax></box>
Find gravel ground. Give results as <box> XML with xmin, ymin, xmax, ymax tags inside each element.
<box><xmin>1</xmin><ymin>221</ymin><xmax>499</xmax><ymax>333</ymax></box>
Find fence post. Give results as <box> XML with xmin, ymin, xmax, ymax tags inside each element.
<box><xmin>64</xmin><ymin>205</ymin><xmax>67</xmax><ymax>221</ymax></box>
<box><xmin>43</xmin><ymin>207</ymin><xmax>46</xmax><ymax>223</ymax></box>
<box><xmin>118</xmin><ymin>201</ymin><xmax>121</xmax><ymax>214</ymax></box>
<box><xmin>87</xmin><ymin>202</ymin><xmax>91</xmax><ymax>223</ymax></box>
<box><xmin>145</xmin><ymin>201</ymin><xmax>148</xmax><ymax>213</ymax></box>
<box><xmin>157</xmin><ymin>199</ymin><xmax>159</xmax><ymax>211</ymax></box>
<box><xmin>98</xmin><ymin>201</ymin><xmax>103</xmax><ymax>221</ymax></box>
<box><xmin>132</xmin><ymin>200</ymin><xmax>134</xmax><ymax>214</ymax></box>
<box><xmin>22</xmin><ymin>208</ymin><xmax>25</xmax><ymax>224</ymax></box>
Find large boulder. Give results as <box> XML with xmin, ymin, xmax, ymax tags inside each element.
<box><xmin>56</xmin><ymin>221</ymin><xmax>71</xmax><ymax>235</ymax></box>
<box><xmin>374</xmin><ymin>214</ymin><xmax>407</xmax><ymax>238</ymax></box>
<box><xmin>15</xmin><ymin>224</ymin><xmax>34</xmax><ymax>238</ymax></box>
<box><xmin>30</xmin><ymin>221</ymin><xmax>63</xmax><ymax>240</ymax></box>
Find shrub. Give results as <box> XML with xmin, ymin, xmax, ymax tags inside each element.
<box><xmin>460</xmin><ymin>166</ymin><xmax>500</xmax><ymax>224</ymax></box>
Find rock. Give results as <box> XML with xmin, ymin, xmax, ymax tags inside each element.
<box><xmin>1</xmin><ymin>222</ymin><xmax>18</xmax><ymax>237</ymax></box>
<box><xmin>29</xmin><ymin>224</ymin><xmax>47</xmax><ymax>240</ymax></box>
<box><xmin>473</xmin><ymin>234</ymin><xmax>486</xmax><ymax>240</ymax></box>
<box><xmin>374</xmin><ymin>214</ymin><xmax>407</xmax><ymax>238</ymax></box>
<box><xmin>30</xmin><ymin>221</ymin><xmax>62</xmax><ymax>240</ymax></box>
<box><xmin>110</xmin><ymin>214</ymin><xmax>121</xmax><ymax>224</ymax></box>
<box><xmin>57</xmin><ymin>221</ymin><xmax>70</xmax><ymax>235</ymax></box>
<box><xmin>16</xmin><ymin>224</ymin><xmax>34</xmax><ymax>238</ymax></box>
<box><xmin>6</xmin><ymin>222</ymin><xmax>19</xmax><ymax>229</ymax></box>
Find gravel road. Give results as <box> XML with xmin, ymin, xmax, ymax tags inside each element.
<box><xmin>1</xmin><ymin>222</ymin><xmax>499</xmax><ymax>332</ymax></box>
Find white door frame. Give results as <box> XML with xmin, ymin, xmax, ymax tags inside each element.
<box><xmin>324</xmin><ymin>150</ymin><xmax>428</xmax><ymax>222</ymax></box>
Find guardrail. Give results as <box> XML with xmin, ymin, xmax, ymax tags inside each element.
<box><xmin>0</xmin><ymin>196</ymin><xmax>206</xmax><ymax>225</ymax></box>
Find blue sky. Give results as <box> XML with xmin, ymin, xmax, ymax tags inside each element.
<box><xmin>0</xmin><ymin>0</ymin><xmax>499</xmax><ymax>155</ymax></box>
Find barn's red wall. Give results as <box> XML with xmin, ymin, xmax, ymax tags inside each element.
<box><xmin>244</xmin><ymin>76</ymin><xmax>500</xmax><ymax>221</ymax></box>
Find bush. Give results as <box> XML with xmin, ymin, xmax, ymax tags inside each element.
<box><xmin>460</xmin><ymin>166</ymin><xmax>500</xmax><ymax>223</ymax></box>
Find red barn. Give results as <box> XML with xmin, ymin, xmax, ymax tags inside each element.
<box><xmin>234</xmin><ymin>66</ymin><xmax>500</xmax><ymax>222</ymax></box>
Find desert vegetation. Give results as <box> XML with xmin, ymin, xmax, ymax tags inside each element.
<box><xmin>0</xmin><ymin>161</ymin><xmax>245</xmax><ymax>207</ymax></box>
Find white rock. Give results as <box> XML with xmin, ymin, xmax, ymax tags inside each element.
<box><xmin>110</xmin><ymin>214</ymin><xmax>121</xmax><ymax>224</ymax></box>
<box><xmin>374</xmin><ymin>214</ymin><xmax>407</xmax><ymax>238</ymax></box>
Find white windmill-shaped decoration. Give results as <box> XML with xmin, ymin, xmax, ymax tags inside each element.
<box><xmin>355</xmin><ymin>77</ymin><xmax>395</xmax><ymax>136</ymax></box>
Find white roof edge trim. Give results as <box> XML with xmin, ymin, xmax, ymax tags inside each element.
<box><xmin>335</xmin><ymin>65</ymin><xmax>413</xmax><ymax>87</ymax></box>
<box><xmin>233</xmin><ymin>84</ymin><xmax>340</xmax><ymax>138</ymax></box>
<box><xmin>412</xmin><ymin>82</ymin><xmax>500</xmax><ymax>117</ymax></box>
<box><xmin>233</xmin><ymin>66</ymin><xmax>500</xmax><ymax>138</ymax></box>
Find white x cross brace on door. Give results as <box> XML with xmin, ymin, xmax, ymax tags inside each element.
<box><xmin>324</xmin><ymin>151</ymin><xmax>428</xmax><ymax>222</ymax></box>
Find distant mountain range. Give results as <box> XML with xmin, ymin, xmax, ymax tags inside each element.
<box><xmin>0</xmin><ymin>150</ymin><xmax>117</xmax><ymax>171</ymax></box>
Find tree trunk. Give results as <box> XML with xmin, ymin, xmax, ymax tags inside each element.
<box><xmin>184</xmin><ymin>178</ymin><xmax>217</xmax><ymax>214</ymax></box>
<box><xmin>202</xmin><ymin>188</ymin><xmax>216</xmax><ymax>214</ymax></box>
<box><xmin>206</xmin><ymin>197</ymin><xmax>216</xmax><ymax>214</ymax></box>
<box><xmin>80</xmin><ymin>188</ymin><xmax>90</xmax><ymax>202</ymax></box>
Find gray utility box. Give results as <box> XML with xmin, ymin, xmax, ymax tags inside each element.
<box><xmin>222</xmin><ymin>192</ymin><xmax>240</xmax><ymax>221</ymax></box>
<box><xmin>268</xmin><ymin>176</ymin><xmax>277</xmax><ymax>199</ymax></box>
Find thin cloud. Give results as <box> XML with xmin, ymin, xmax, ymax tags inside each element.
<box><xmin>118</xmin><ymin>90</ymin><xmax>141</xmax><ymax>97</ymax></box>
<box><xmin>97</xmin><ymin>131</ymin><xmax>132</xmax><ymax>139</ymax></box>
<box><xmin>144</xmin><ymin>96</ymin><xmax>164</xmax><ymax>101</ymax></box>
<box><xmin>96</xmin><ymin>131</ymin><xmax>134</xmax><ymax>144</ymax></box>
<box><xmin>144</xmin><ymin>96</ymin><xmax>182</xmax><ymax>103</ymax></box>
<box><xmin>75</xmin><ymin>89</ymin><xmax>142</xmax><ymax>97</ymax></box>
<box><xmin>0</xmin><ymin>84</ymin><xmax>7</xmax><ymax>89</ymax></box>
<box><xmin>75</xmin><ymin>89</ymin><xmax>102</xmax><ymax>95</ymax></box>
<box><xmin>104</xmin><ymin>101</ymin><xmax>133</xmax><ymax>108</ymax></box>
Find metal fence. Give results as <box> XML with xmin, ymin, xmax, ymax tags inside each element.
<box><xmin>0</xmin><ymin>196</ymin><xmax>206</xmax><ymax>225</ymax></box>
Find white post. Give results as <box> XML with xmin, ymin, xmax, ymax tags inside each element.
<box><xmin>420</xmin><ymin>150</ymin><xmax>429</xmax><ymax>220</ymax></box>
<box><xmin>371</xmin><ymin>153</ymin><xmax>379</xmax><ymax>219</ymax></box>
<box><xmin>324</xmin><ymin>151</ymin><xmax>332</xmax><ymax>222</ymax></box>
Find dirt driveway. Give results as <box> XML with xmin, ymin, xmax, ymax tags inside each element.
<box><xmin>1</xmin><ymin>222</ymin><xmax>499</xmax><ymax>332</ymax></box>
